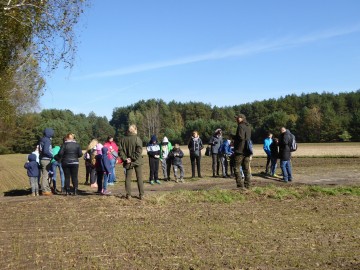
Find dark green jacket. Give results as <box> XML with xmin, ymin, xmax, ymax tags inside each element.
<box><xmin>233</xmin><ymin>122</ymin><xmax>251</xmax><ymax>155</ymax></box>
<box><xmin>119</xmin><ymin>133</ymin><xmax>143</xmax><ymax>167</ymax></box>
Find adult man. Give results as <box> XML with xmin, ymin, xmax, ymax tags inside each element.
<box><xmin>263</xmin><ymin>132</ymin><xmax>273</xmax><ymax>175</ymax></box>
<box><xmin>39</xmin><ymin>128</ymin><xmax>54</xmax><ymax>196</ymax></box>
<box><xmin>278</xmin><ymin>127</ymin><xmax>293</xmax><ymax>182</ymax></box>
<box><xmin>119</xmin><ymin>124</ymin><xmax>144</xmax><ymax>200</ymax></box>
<box><xmin>233</xmin><ymin>114</ymin><xmax>252</xmax><ymax>189</ymax></box>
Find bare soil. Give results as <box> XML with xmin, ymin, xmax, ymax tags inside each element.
<box><xmin>0</xmin><ymin>154</ymin><xmax>359</xmax><ymax>269</ymax></box>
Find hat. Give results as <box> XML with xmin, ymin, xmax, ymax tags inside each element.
<box><xmin>96</xmin><ymin>143</ymin><xmax>103</xmax><ymax>154</ymax></box>
<box><xmin>162</xmin><ymin>136</ymin><xmax>169</xmax><ymax>143</ymax></box>
<box><xmin>234</xmin><ymin>113</ymin><xmax>246</xmax><ymax>119</ymax></box>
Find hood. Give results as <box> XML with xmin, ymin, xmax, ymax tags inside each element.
<box><xmin>162</xmin><ymin>136</ymin><xmax>169</xmax><ymax>143</ymax></box>
<box><xmin>96</xmin><ymin>143</ymin><xmax>103</xmax><ymax>154</ymax></box>
<box><xmin>102</xmin><ymin>146</ymin><xmax>108</xmax><ymax>155</ymax></box>
<box><xmin>150</xmin><ymin>135</ymin><xmax>157</xmax><ymax>143</ymax></box>
<box><xmin>43</xmin><ymin>128</ymin><xmax>54</xmax><ymax>138</ymax></box>
<box><xmin>28</xmin><ymin>153</ymin><xmax>37</xmax><ymax>162</ymax></box>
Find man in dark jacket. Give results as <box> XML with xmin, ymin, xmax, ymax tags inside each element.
<box><xmin>38</xmin><ymin>128</ymin><xmax>54</xmax><ymax>195</ymax></box>
<box><xmin>119</xmin><ymin>124</ymin><xmax>144</xmax><ymax>200</ymax></box>
<box><xmin>233</xmin><ymin>114</ymin><xmax>252</xmax><ymax>189</ymax></box>
<box><xmin>278</xmin><ymin>127</ymin><xmax>293</xmax><ymax>182</ymax></box>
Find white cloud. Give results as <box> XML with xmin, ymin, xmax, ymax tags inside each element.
<box><xmin>76</xmin><ymin>24</ymin><xmax>360</xmax><ymax>80</ymax></box>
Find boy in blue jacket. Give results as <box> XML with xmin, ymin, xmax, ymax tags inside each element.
<box><xmin>95</xmin><ymin>144</ymin><xmax>112</xmax><ymax>195</ymax></box>
<box><xmin>24</xmin><ymin>153</ymin><xmax>40</xmax><ymax>196</ymax></box>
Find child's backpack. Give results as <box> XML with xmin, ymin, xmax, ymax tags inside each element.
<box><xmin>289</xmin><ymin>133</ymin><xmax>298</xmax><ymax>152</ymax></box>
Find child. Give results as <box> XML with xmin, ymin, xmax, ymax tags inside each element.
<box><xmin>168</xmin><ymin>144</ymin><xmax>185</xmax><ymax>183</ymax></box>
<box><xmin>95</xmin><ymin>144</ymin><xmax>112</xmax><ymax>195</ymax></box>
<box><xmin>24</xmin><ymin>153</ymin><xmax>40</xmax><ymax>196</ymax></box>
<box><xmin>270</xmin><ymin>137</ymin><xmax>279</xmax><ymax>177</ymax></box>
<box><xmin>147</xmin><ymin>135</ymin><xmax>161</xmax><ymax>185</ymax></box>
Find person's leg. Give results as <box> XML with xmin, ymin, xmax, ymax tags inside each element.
<box><xmin>62</xmin><ymin>164</ymin><xmax>71</xmax><ymax>193</ymax></box>
<box><xmin>234</xmin><ymin>154</ymin><xmax>244</xmax><ymax>188</ymax></box>
<box><xmin>280</xmin><ymin>160</ymin><xmax>288</xmax><ymax>182</ymax></box>
<box><xmin>109</xmin><ymin>158</ymin><xmax>116</xmax><ymax>183</ymax></box>
<box><xmin>216</xmin><ymin>154</ymin><xmax>221</xmax><ymax>176</ymax></box>
<box><xmin>125</xmin><ymin>168</ymin><xmax>133</xmax><ymax>197</ymax></box>
<box><xmin>166</xmin><ymin>158</ymin><xmax>172</xmax><ymax>180</ymax></box>
<box><xmin>196</xmin><ymin>156</ymin><xmax>202</xmax><ymax>177</ymax></box>
<box><xmin>287</xmin><ymin>160</ymin><xmax>293</xmax><ymax>181</ymax></box>
<box><xmin>220</xmin><ymin>155</ymin><xmax>226</xmax><ymax>177</ymax></box>
<box><xmin>134</xmin><ymin>166</ymin><xmax>144</xmax><ymax>198</ymax></box>
<box><xmin>161</xmin><ymin>159</ymin><xmax>167</xmax><ymax>180</ymax></box>
<box><xmin>85</xmin><ymin>164</ymin><xmax>91</xmax><ymax>184</ymax></box>
<box><xmin>173</xmin><ymin>165</ymin><xmax>179</xmax><ymax>181</ymax></box>
<box><xmin>149</xmin><ymin>158</ymin><xmax>155</xmax><ymax>181</ymax></box>
<box><xmin>58</xmin><ymin>163</ymin><xmax>65</xmax><ymax>191</ymax></box>
<box><xmin>190</xmin><ymin>156</ymin><xmax>196</xmax><ymax>178</ymax></box>
<box><xmin>242</xmin><ymin>157</ymin><xmax>252</xmax><ymax>189</ymax></box>
<box><xmin>154</xmin><ymin>159</ymin><xmax>159</xmax><ymax>181</ymax></box>
<box><xmin>102</xmin><ymin>173</ymin><xmax>109</xmax><ymax>193</ymax></box>
<box><xmin>211</xmin><ymin>154</ymin><xmax>217</xmax><ymax>176</ymax></box>
<box><xmin>97</xmin><ymin>171</ymin><xmax>103</xmax><ymax>193</ymax></box>
<box><xmin>40</xmin><ymin>159</ymin><xmax>52</xmax><ymax>193</ymax></box>
<box><xmin>70</xmin><ymin>164</ymin><xmax>79</xmax><ymax>194</ymax></box>
<box><xmin>179</xmin><ymin>164</ymin><xmax>185</xmax><ymax>180</ymax></box>
<box><xmin>30</xmin><ymin>177</ymin><xmax>36</xmax><ymax>194</ymax></box>
<box><xmin>265</xmin><ymin>155</ymin><xmax>271</xmax><ymax>174</ymax></box>
<box><xmin>90</xmin><ymin>167</ymin><xmax>97</xmax><ymax>184</ymax></box>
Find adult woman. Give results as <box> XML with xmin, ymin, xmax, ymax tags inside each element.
<box><xmin>188</xmin><ymin>130</ymin><xmax>203</xmax><ymax>178</ymax></box>
<box><xmin>58</xmin><ymin>133</ymin><xmax>83</xmax><ymax>195</ymax></box>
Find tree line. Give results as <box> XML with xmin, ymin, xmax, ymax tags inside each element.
<box><xmin>1</xmin><ymin>90</ymin><xmax>359</xmax><ymax>154</ymax></box>
<box><xmin>110</xmin><ymin>90</ymin><xmax>359</xmax><ymax>145</ymax></box>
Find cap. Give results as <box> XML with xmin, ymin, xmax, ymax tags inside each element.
<box><xmin>234</xmin><ymin>113</ymin><xmax>246</xmax><ymax>119</ymax></box>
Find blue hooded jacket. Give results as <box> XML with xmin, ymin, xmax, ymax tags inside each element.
<box><xmin>24</xmin><ymin>154</ymin><xmax>40</xmax><ymax>177</ymax></box>
<box><xmin>96</xmin><ymin>147</ymin><xmax>112</xmax><ymax>174</ymax></box>
<box><xmin>39</xmin><ymin>128</ymin><xmax>54</xmax><ymax>160</ymax></box>
<box><xmin>147</xmin><ymin>135</ymin><xmax>160</xmax><ymax>157</ymax></box>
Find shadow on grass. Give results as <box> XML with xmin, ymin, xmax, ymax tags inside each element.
<box><xmin>253</xmin><ymin>172</ymin><xmax>283</xmax><ymax>182</ymax></box>
<box><xmin>3</xmin><ymin>188</ymin><xmax>31</xmax><ymax>196</ymax></box>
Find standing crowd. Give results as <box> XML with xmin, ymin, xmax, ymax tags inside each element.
<box><xmin>24</xmin><ymin>114</ymin><xmax>296</xmax><ymax>199</ymax></box>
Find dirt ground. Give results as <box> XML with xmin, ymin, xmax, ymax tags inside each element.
<box><xmin>0</xmin><ymin>155</ymin><xmax>359</xmax><ymax>269</ymax></box>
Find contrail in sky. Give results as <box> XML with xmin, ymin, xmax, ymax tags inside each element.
<box><xmin>76</xmin><ymin>24</ymin><xmax>360</xmax><ymax>80</ymax></box>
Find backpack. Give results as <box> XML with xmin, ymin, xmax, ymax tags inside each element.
<box><xmin>289</xmin><ymin>133</ymin><xmax>298</xmax><ymax>152</ymax></box>
<box><xmin>244</xmin><ymin>139</ymin><xmax>253</xmax><ymax>156</ymax></box>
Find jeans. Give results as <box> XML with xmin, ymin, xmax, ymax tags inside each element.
<box><xmin>148</xmin><ymin>157</ymin><xmax>159</xmax><ymax>180</ymax></box>
<box><xmin>29</xmin><ymin>177</ymin><xmax>39</xmax><ymax>194</ymax></box>
<box><xmin>62</xmin><ymin>163</ymin><xmax>79</xmax><ymax>190</ymax></box>
<box><xmin>270</xmin><ymin>157</ymin><xmax>278</xmax><ymax>176</ymax></box>
<box><xmin>103</xmin><ymin>173</ymin><xmax>109</xmax><ymax>190</ymax></box>
<box><xmin>280</xmin><ymin>160</ymin><xmax>292</xmax><ymax>181</ymax></box>
<box><xmin>108</xmin><ymin>158</ymin><xmax>116</xmax><ymax>183</ymax></box>
<box><xmin>220</xmin><ymin>154</ymin><xmax>229</xmax><ymax>176</ymax></box>
<box><xmin>52</xmin><ymin>161</ymin><xmax>65</xmax><ymax>188</ymax></box>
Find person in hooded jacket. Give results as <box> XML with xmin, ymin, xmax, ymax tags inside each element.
<box><xmin>24</xmin><ymin>153</ymin><xmax>40</xmax><ymax>196</ymax></box>
<box><xmin>278</xmin><ymin>127</ymin><xmax>293</xmax><ymax>182</ymax></box>
<box><xmin>58</xmin><ymin>133</ymin><xmax>83</xmax><ymax>195</ymax></box>
<box><xmin>95</xmin><ymin>144</ymin><xmax>112</xmax><ymax>195</ymax></box>
<box><xmin>188</xmin><ymin>130</ymin><xmax>203</xmax><ymax>178</ymax></box>
<box><xmin>209</xmin><ymin>129</ymin><xmax>222</xmax><ymax>177</ymax></box>
<box><xmin>159</xmin><ymin>136</ymin><xmax>173</xmax><ymax>181</ymax></box>
<box><xmin>147</xmin><ymin>135</ymin><xmax>161</xmax><ymax>185</ymax></box>
<box><xmin>233</xmin><ymin>114</ymin><xmax>252</xmax><ymax>189</ymax></box>
<box><xmin>103</xmin><ymin>135</ymin><xmax>119</xmax><ymax>185</ymax></box>
<box><xmin>38</xmin><ymin>128</ymin><xmax>54</xmax><ymax>196</ymax></box>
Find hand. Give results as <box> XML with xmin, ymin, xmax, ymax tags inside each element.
<box><xmin>155</xmin><ymin>155</ymin><xmax>160</xmax><ymax>158</ymax></box>
<box><xmin>126</xmin><ymin>158</ymin><xmax>131</xmax><ymax>163</ymax></box>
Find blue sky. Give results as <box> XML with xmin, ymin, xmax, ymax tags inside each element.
<box><xmin>41</xmin><ymin>0</ymin><xmax>360</xmax><ymax>119</ymax></box>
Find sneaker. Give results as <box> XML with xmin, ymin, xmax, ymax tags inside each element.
<box><xmin>108</xmin><ymin>182</ymin><xmax>114</xmax><ymax>186</ymax></box>
<box><xmin>42</xmin><ymin>191</ymin><xmax>52</xmax><ymax>196</ymax></box>
<box><xmin>139</xmin><ymin>194</ymin><xmax>144</xmax><ymax>200</ymax></box>
<box><xmin>180</xmin><ymin>178</ymin><xmax>184</xmax><ymax>183</ymax></box>
<box><xmin>125</xmin><ymin>194</ymin><xmax>131</xmax><ymax>200</ymax></box>
<box><xmin>102</xmin><ymin>190</ymin><xmax>111</xmax><ymax>195</ymax></box>
<box><xmin>35</xmin><ymin>192</ymin><xmax>39</xmax><ymax>196</ymax></box>
<box><xmin>175</xmin><ymin>179</ymin><xmax>179</xmax><ymax>183</ymax></box>
<box><xmin>150</xmin><ymin>180</ymin><xmax>155</xmax><ymax>185</ymax></box>
<box><xmin>90</xmin><ymin>183</ymin><xmax>98</xmax><ymax>188</ymax></box>
<box><xmin>155</xmin><ymin>180</ymin><xmax>161</xmax><ymax>184</ymax></box>
<box><xmin>31</xmin><ymin>192</ymin><xmax>36</xmax><ymax>197</ymax></box>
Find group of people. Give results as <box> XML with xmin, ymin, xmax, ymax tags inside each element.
<box><xmin>24</xmin><ymin>113</ymin><xmax>295</xmax><ymax>199</ymax></box>
<box><xmin>263</xmin><ymin>127</ymin><xmax>294</xmax><ymax>182</ymax></box>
